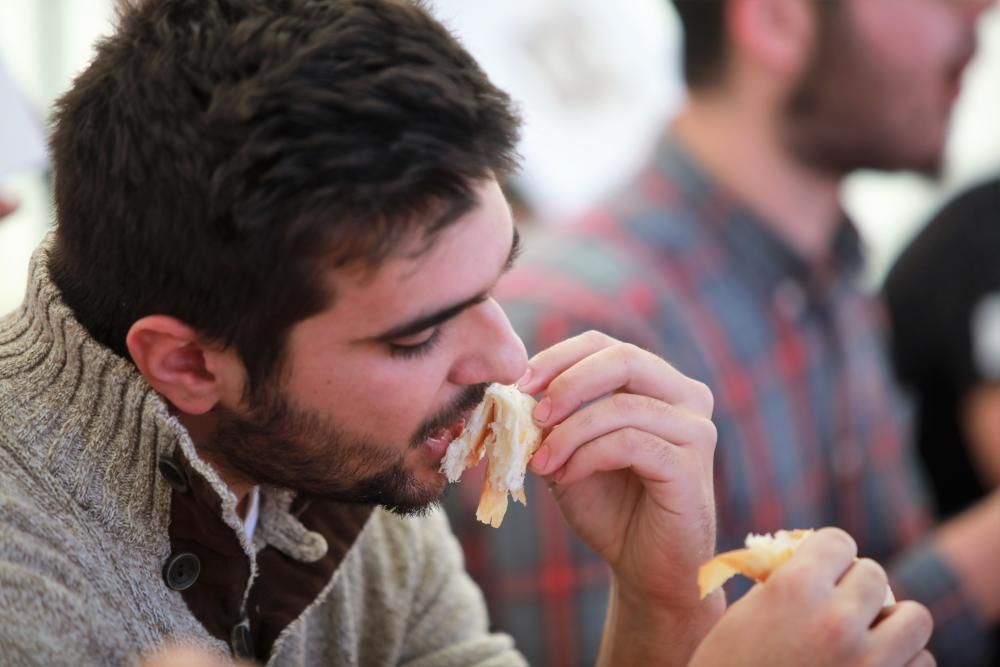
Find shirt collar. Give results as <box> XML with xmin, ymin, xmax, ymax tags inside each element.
<box><xmin>650</xmin><ymin>136</ymin><xmax>866</xmax><ymax>298</ymax></box>
<box><xmin>243</xmin><ymin>486</ymin><xmax>262</xmax><ymax>540</ymax></box>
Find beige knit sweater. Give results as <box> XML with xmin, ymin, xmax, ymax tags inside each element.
<box><xmin>0</xmin><ymin>241</ymin><xmax>526</xmax><ymax>667</ymax></box>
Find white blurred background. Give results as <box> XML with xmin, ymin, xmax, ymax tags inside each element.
<box><xmin>2</xmin><ymin>1</ymin><xmax>999</xmax><ymax>314</ymax></box>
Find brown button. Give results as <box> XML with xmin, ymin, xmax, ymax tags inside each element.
<box><xmin>157</xmin><ymin>454</ymin><xmax>189</xmax><ymax>493</ymax></box>
<box><xmin>162</xmin><ymin>552</ymin><xmax>200</xmax><ymax>591</ymax></box>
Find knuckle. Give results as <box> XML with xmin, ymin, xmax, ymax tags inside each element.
<box><xmin>691</xmin><ymin>380</ymin><xmax>715</xmax><ymax>416</ymax></box>
<box><xmin>855</xmin><ymin>558</ymin><xmax>888</xmax><ymax>588</ymax></box>
<box><xmin>697</xmin><ymin>417</ymin><xmax>718</xmax><ymax>450</ymax></box>
<box><xmin>817</xmin><ymin>526</ymin><xmax>858</xmax><ymax>558</ymax></box>
<box><xmin>613</xmin><ymin>344</ymin><xmax>636</xmax><ymax>373</ymax></box>
<box><xmin>619</xmin><ymin>341</ymin><xmax>643</xmax><ymax>357</ymax></box>
<box><xmin>546</xmin><ymin>373</ymin><xmax>570</xmax><ymax>402</ymax></box>
<box><xmin>768</xmin><ymin>564</ymin><xmax>813</xmax><ymax>603</ymax></box>
<box><xmin>581</xmin><ymin>329</ymin><xmax>613</xmax><ymax>347</ymax></box>
<box><xmin>815</xmin><ymin>604</ymin><xmax>864</xmax><ymax>655</ymax></box>
<box><xmin>907</xmin><ymin>603</ymin><xmax>934</xmax><ymax>643</ymax></box>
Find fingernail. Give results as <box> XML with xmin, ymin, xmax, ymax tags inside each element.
<box><xmin>534</xmin><ymin>396</ymin><xmax>551</xmax><ymax>424</ymax></box>
<box><xmin>530</xmin><ymin>446</ymin><xmax>550</xmax><ymax>473</ymax></box>
<box><xmin>515</xmin><ymin>366</ymin><xmax>533</xmax><ymax>390</ymax></box>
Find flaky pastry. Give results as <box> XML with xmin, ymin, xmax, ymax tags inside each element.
<box><xmin>699</xmin><ymin>529</ymin><xmax>895</xmax><ymax>606</ymax></box>
<box><xmin>440</xmin><ymin>383</ymin><xmax>543</xmax><ymax>527</ymax></box>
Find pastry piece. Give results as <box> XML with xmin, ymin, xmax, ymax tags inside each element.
<box><xmin>699</xmin><ymin>529</ymin><xmax>895</xmax><ymax>606</ymax></box>
<box><xmin>441</xmin><ymin>383</ymin><xmax>543</xmax><ymax>527</ymax></box>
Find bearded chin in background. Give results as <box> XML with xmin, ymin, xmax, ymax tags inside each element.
<box><xmin>781</xmin><ymin>3</ymin><xmax>962</xmax><ymax>178</ymax></box>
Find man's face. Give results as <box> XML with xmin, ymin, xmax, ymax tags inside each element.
<box><xmin>207</xmin><ymin>179</ymin><xmax>528</xmax><ymax>514</ymax></box>
<box><xmin>785</xmin><ymin>0</ymin><xmax>991</xmax><ymax>175</ymax></box>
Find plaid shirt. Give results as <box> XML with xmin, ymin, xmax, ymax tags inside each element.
<box><xmin>441</xmin><ymin>138</ymin><xmax>994</xmax><ymax>666</ymax></box>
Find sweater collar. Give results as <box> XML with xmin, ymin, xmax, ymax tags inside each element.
<box><xmin>1</xmin><ymin>237</ymin><xmax>375</xmax><ymax>660</ymax></box>
<box><xmin>0</xmin><ymin>237</ymin><xmax>201</xmax><ymax>543</ymax></box>
<box><xmin>0</xmin><ymin>237</ymin><xmax>371</xmax><ymax>558</ymax></box>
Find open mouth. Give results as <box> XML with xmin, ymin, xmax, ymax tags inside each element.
<box><xmin>422</xmin><ymin>415</ymin><xmax>468</xmax><ymax>459</ymax></box>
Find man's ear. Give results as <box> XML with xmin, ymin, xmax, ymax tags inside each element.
<box><xmin>729</xmin><ymin>0</ymin><xmax>815</xmax><ymax>80</ymax></box>
<box><xmin>126</xmin><ymin>316</ymin><xmax>240</xmax><ymax>415</ymax></box>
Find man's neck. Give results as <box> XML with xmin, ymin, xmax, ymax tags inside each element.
<box><xmin>175</xmin><ymin>410</ymin><xmax>256</xmax><ymax>518</ymax></box>
<box><xmin>672</xmin><ymin>94</ymin><xmax>843</xmax><ymax>263</ymax></box>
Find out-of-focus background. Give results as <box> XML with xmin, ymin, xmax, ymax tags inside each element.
<box><xmin>2</xmin><ymin>0</ymin><xmax>999</xmax><ymax>315</ymax></box>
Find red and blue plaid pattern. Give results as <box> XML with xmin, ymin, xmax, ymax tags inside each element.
<box><xmin>441</xmin><ymin>138</ymin><xmax>994</xmax><ymax>666</ymax></box>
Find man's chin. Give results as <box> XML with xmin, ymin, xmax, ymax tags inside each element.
<box><xmin>384</xmin><ymin>472</ymin><xmax>449</xmax><ymax>515</ymax></box>
<box><xmin>379</xmin><ymin>497</ymin><xmax>441</xmax><ymax>518</ymax></box>
<box><xmin>356</xmin><ymin>469</ymin><xmax>448</xmax><ymax>517</ymax></box>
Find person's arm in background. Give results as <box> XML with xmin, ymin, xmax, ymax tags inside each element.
<box><xmin>962</xmin><ymin>384</ymin><xmax>1000</xmax><ymax>486</ymax></box>
<box><xmin>929</xmin><ymin>490</ymin><xmax>1000</xmax><ymax>620</ymax></box>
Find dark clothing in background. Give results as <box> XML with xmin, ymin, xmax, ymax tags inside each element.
<box><xmin>884</xmin><ymin>177</ymin><xmax>1000</xmax><ymax>518</ymax></box>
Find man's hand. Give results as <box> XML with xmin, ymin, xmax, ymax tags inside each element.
<box><xmin>518</xmin><ymin>330</ymin><xmax>721</xmax><ymax>665</ymax></box>
<box><xmin>140</xmin><ymin>644</ymin><xmax>252</xmax><ymax>667</ymax></box>
<box><xmin>690</xmin><ymin>528</ymin><xmax>935</xmax><ymax>667</ymax></box>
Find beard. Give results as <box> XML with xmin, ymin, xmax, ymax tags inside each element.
<box><xmin>782</xmin><ymin>3</ymin><xmax>960</xmax><ymax>177</ymax></box>
<box><xmin>199</xmin><ymin>381</ymin><xmax>488</xmax><ymax>516</ymax></box>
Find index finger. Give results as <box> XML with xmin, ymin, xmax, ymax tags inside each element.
<box><xmin>517</xmin><ymin>330</ymin><xmax>623</xmax><ymax>394</ymax></box>
<box><xmin>519</xmin><ymin>330</ymin><xmax>713</xmax><ymax>424</ymax></box>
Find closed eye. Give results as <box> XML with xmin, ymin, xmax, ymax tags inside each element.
<box><xmin>388</xmin><ymin>327</ymin><xmax>443</xmax><ymax>359</ymax></box>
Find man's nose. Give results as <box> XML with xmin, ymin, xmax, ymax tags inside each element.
<box><xmin>959</xmin><ymin>0</ymin><xmax>996</xmax><ymax>24</ymax></box>
<box><xmin>448</xmin><ymin>298</ymin><xmax>528</xmax><ymax>387</ymax></box>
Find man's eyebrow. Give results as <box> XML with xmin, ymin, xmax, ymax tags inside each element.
<box><xmin>370</xmin><ymin>227</ymin><xmax>522</xmax><ymax>343</ymax></box>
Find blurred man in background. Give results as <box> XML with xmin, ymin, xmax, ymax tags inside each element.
<box><xmin>885</xmin><ymin>177</ymin><xmax>1000</xmax><ymax>520</ymax></box>
<box><xmin>444</xmin><ymin>0</ymin><xmax>1000</xmax><ymax>664</ymax></box>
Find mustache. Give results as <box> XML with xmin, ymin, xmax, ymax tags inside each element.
<box><xmin>410</xmin><ymin>383</ymin><xmax>489</xmax><ymax>447</ymax></box>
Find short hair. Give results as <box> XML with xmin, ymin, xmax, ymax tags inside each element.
<box><xmin>671</xmin><ymin>0</ymin><xmax>841</xmax><ymax>89</ymax></box>
<box><xmin>48</xmin><ymin>0</ymin><xmax>521</xmax><ymax>393</ymax></box>
<box><xmin>671</xmin><ymin>0</ymin><xmax>729</xmax><ymax>89</ymax></box>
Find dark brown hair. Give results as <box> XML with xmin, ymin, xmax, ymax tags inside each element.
<box><xmin>672</xmin><ymin>0</ymin><xmax>729</xmax><ymax>88</ymax></box>
<box><xmin>48</xmin><ymin>0</ymin><xmax>521</xmax><ymax>392</ymax></box>
<box><xmin>672</xmin><ymin>0</ymin><xmax>840</xmax><ymax>89</ymax></box>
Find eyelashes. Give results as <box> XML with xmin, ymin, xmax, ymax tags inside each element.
<box><xmin>388</xmin><ymin>328</ymin><xmax>443</xmax><ymax>360</ymax></box>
